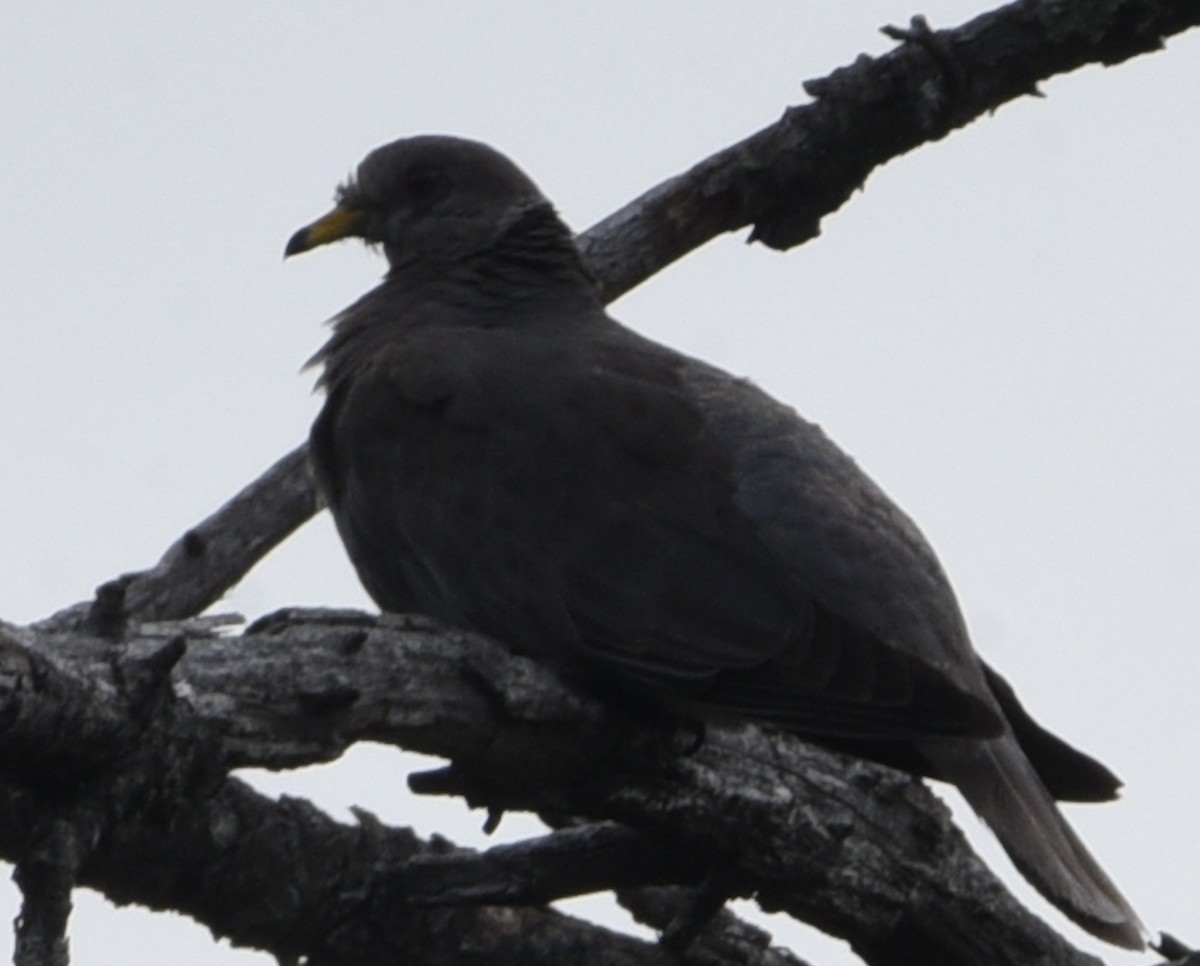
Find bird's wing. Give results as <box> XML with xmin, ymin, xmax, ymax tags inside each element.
<box><xmin>317</xmin><ymin>315</ymin><xmax>999</xmax><ymax>741</ymax></box>
<box><xmin>678</xmin><ymin>353</ymin><xmax>981</xmax><ymax>682</ymax></box>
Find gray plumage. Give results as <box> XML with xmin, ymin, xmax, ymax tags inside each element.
<box><xmin>286</xmin><ymin>135</ymin><xmax>1144</xmax><ymax>948</ymax></box>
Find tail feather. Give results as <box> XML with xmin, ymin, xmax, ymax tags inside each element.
<box><xmin>922</xmin><ymin>733</ymin><xmax>1145</xmax><ymax>950</ymax></box>
<box><xmin>981</xmin><ymin>661</ymin><xmax>1123</xmax><ymax>802</ymax></box>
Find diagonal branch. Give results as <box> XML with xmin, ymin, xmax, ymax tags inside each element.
<box><xmin>581</xmin><ymin>0</ymin><xmax>1200</xmax><ymax>297</ymax></box>
<box><xmin>394</xmin><ymin>823</ymin><xmax>701</xmax><ymax>907</ymax></box>
<box><xmin>36</xmin><ymin>445</ymin><xmax>319</xmax><ymax>632</ymax></box>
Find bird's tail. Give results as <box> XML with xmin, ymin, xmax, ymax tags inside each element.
<box><xmin>922</xmin><ymin>734</ymin><xmax>1145</xmax><ymax>950</ymax></box>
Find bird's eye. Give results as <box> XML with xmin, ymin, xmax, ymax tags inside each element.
<box><xmin>404</xmin><ymin>165</ymin><xmax>449</xmax><ymax>207</ymax></box>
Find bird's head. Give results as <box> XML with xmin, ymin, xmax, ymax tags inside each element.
<box><xmin>285</xmin><ymin>135</ymin><xmax>551</xmax><ymax>274</ymax></box>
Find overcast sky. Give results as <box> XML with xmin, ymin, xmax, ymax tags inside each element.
<box><xmin>2</xmin><ymin>3</ymin><xmax>1197</xmax><ymax>963</ymax></box>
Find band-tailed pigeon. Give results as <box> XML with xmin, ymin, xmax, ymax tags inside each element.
<box><xmin>285</xmin><ymin>135</ymin><xmax>1143</xmax><ymax>949</ymax></box>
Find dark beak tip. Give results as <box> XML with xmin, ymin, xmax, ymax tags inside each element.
<box><xmin>283</xmin><ymin>228</ymin><xmax>311</xmax><ymax>259</ymax></box>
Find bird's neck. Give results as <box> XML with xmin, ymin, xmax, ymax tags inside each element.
<box><xmin>311</xmin><ymin>204</ymin><xmax>607</xmax><ymax>391</ymax></box>
<box><xmin>385</xmin><ymin>201</ymin><xmax>602</xmax><ymax>313</ymax></box>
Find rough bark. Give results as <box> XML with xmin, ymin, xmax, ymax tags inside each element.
<box><xmin>1</xmin><ymin>613</ymin><xmax>1102</xmax><ymax>965</ymax></box>
<box><xmin>9</xmin><ymin>1</ymin><xmax>1200</xmax><ymax>963</ymax></box>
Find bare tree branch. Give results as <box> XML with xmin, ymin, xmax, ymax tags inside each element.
<box><xmin>395</xmin><ymin>823</ymin><xmax>699</xmax><ymax>907</ymax></box>
<box><xmin>582</xmin><ymin>0</ymin><xmax>1200</xmax><ymax>298</ymax></box>
<box><xmin>12</xmin><ymin>818</ymin><xmax>78</xmax><ymax>966</ymax></box>
<box><xmin>2</xmin><ymin>611</ymin><xmax>1114</xmax><ymax>965</ymax></box>
<box><xmin>0</xmin><ymin>618</ymin><xmax>815</xmax><ymax>966</ymax></box>
<box><xmin>36</xmin><ymin>445</ymin><xmax>319</xmax><ymax>632</ymax></box>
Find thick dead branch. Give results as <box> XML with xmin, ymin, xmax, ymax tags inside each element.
<box><xmin>1</xmin><ymin>611</ymin><xmax>1116</xmax><ymax>965</ymax></box>
<box><xmin>617</xmin><ymin>887</ymin><xmax>813</xmax><ymax>966</ymax></box>
<box><xmin>395</xmin><ymin>823</ymin><xmax>700</xmax><ymax>906</ymax></box>
<box><xmin>12</xmin><ymin>818</ymin><xmax>77</xmax><ymax>966</ymax></box>
<box><xmin>0</xmin><ymin>776</ymin><xmax>683</xmax><ymax>966</ymax></box>
<box><xmin>0</xmin><ymin>621</ymin><xmax>820</xmax><ymax>966</ymax></box>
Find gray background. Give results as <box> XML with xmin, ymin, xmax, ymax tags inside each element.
<box><xmin>1</xmin><ymin>3</ymin><xmax>1196</xmax><ymax>963</ymax></box>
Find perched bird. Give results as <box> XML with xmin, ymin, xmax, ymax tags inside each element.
<box><xmin>286</xmin><ymin>135</ymin><xmax>1143</xmax><ymax>948</ymax></box>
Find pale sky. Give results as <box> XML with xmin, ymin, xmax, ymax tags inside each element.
<box><xmin>2</xmin><ymin>4</ymin><xmax>1197</xmax><ymax>963</ymax></box>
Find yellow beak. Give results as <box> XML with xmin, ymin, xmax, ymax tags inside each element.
<box><xmin>284</xmin><ymin>205</ymin><xmax>366</xmax><ymax>257</ymax></box>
